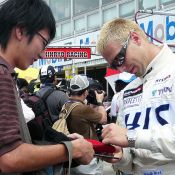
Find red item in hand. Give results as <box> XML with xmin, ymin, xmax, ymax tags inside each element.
<box><xmin>86</xmin><ymin>139</ymin><xmax>115</xmax><ymax>153</ymax></box>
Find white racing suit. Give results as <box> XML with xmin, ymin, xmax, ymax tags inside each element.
<box><xmin>114</xmin><ymin>44</ymin><xmax>175</xmax><ymax>175</ymax></box>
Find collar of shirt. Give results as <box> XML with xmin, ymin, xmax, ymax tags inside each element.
<box><xmin>68</xmin><ymin>98</ymin><xmax>84</xmax><ymax>104</ymax></box>
<box><xmin>0</xmin><ymin>57</ymin><xmax>17</xmax><ymax>80</ymax></box>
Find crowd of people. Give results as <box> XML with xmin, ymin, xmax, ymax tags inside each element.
<box><xmin>1</xmin><ymin>0</ymin><xmax>175</xmax><ymax>175</ymax></box>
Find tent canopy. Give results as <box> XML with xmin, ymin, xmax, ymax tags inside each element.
<box><xmin>15</xmin><ymin>67</ymin><xmax>39</xmax><ymax>83</ymax></box>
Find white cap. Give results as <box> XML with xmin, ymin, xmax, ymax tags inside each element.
<box><xmin>70</xmin><ymin>75</ymin><xmax>89</xmax><ymax>91</ymax></box>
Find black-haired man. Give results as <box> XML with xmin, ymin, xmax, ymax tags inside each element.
<box><xmin>0</xmin><ymin>0</ymin><xmax>94</xmax><ymax>173</ymax></box>
<box><xmin>37</xmin><ymin>65</ymin><xmax>68</xmax><ymax>122</ymax></box>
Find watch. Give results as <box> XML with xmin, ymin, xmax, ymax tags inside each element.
<box><xmin>126</xmin><ymin>129</ymin><xmax>137</xmax><ymax>147</ymax></box>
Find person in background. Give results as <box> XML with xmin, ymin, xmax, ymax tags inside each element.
<box><xmin>57</xmin><ymin>78</ymin><xmax>70</xmax><ymax>94</ymax></box>
<box><xmin>110</xmin><ymin>79</ymin><xmax>130</xmax><ymax>123</ymax></box>
<box><xmin>17</xmin><ymin>78</ymin><xmax>29</xmax><ymax>95</ymax></box>
<box><xmin>65</xmin><ymin>74</ymin><xmax>107</xmax><ymax>175</ymax></box>
<box><xmin>28</xmin><ymin>78</ymin><xmax>41</xmax><ymax>93</ymax></box>
<box><xmin>97</xmin><ymin>18</ymin><xmax>175</xmax><ymax>175</ymax></box>
<box><xmin>21</xmin><ymin>99</ymin><xmax>35</xmax><ymax>123</ymax></box>
<box><xmin>110</xmin><ymin>73</ymin><xmax>136</xmax><ymax>123</ymax></box>
<box><xmin>0</xmin><ymin>0</ymin><xmax>94</xmax><ymax>173</ymax></box>
<box><xmin>16</xmin><ymin>77</ymin><xmax>35</xmax><ymax>123</ymax></box>
<box><xmin>37</xmin><ymin>65</ymin><xmax>69</xmax><ymax>123</ymax></box>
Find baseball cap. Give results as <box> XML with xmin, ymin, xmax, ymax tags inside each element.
<box><xmin>39</xmin><ymin>65</ymin><xmax>55</xmax><ymax>83</ymax></box>
<box><xmin>70</xmin><ymin>75</ymin><xmax>89</xmax><ymax>91</ymax></box>
<box><xmin>40</xmin><ymin>65</ymin><xmax>55</xmax><ymax>77</ymax></box>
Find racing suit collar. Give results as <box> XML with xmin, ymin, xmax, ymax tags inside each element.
<box><xmin>141</xmin><ymin>44</ymin><xmax>172</xmax><ymax>81</ymax></box>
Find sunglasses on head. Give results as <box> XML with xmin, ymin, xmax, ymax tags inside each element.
<box><xmin>109</xmin><ymin>34</ymin><xmax>130</xmax><ymax>69</ymax></box>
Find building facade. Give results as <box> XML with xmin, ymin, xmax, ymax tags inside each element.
<box><xmin>35</xmin><ymin>0</ymin><xmax>175</xmax><ymax>97</ymax></box>
<box><xmin>36</xmin><ymin>0</ymin><xmax>175</xmax><ymax>73</ymax></box>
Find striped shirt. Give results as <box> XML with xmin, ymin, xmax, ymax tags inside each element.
<box><xmin>0</xmin><ymin>58</ymin><xmax>22</xmax><ymax>156</ymax></box>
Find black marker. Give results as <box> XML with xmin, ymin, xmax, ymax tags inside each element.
<box><xmin>94</xmin><ymin>153</ymin><xmax>119</xmax><ymax>159</ymax></box>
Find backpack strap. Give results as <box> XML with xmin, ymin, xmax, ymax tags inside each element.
<box><xmin>40</xmin><ymin>87</ymin><xmax>54</xmax><ymax>123</ymax></box>
<box><xmin>13</xmin><ymin>85</ymin><xmax>32</xmax><ymax>143</ymax></box>
<box><xmin>41</xmin><ymin>87</ymin><xmax>54</xmax><ymax>102</ymax></box>
<box><xmin>60</xmin><ymin>141</ymin><xmax>73</xmax><ymax>175</ymax></box>
<box><xmin>62</xmin><ymin>102</ymin><xmax>81</xmax><ymax>120</ymax></box>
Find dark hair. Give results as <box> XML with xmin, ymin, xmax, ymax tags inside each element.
<box><xmin>28</xmin><ymin>79</ymin><xmax>38</xmax><ymax>93</ymax></box>
<box><xmin>115</xmin><ymin>80</ymin><xmax>129</xmax><ymax>93</ymax></box>
<box><xmin>0</xmin><ymin>0</ymin><xmax>56</xmax><ymax>50</ymax></box>
<box><xmin>58</xmin><ymin>78</ymin><xmax>69</xmax><ymax>93</ymax></box>
<box><xmin>40</xmin><ymin>75</ymin><xmax>55</xmax><ymax>84</ymax></box>
<box><xmin>17</xmin><ymin>78</ymin><xmax>28</xmax><ymax>89</ymax></box>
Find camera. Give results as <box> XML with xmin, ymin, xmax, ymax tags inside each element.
<box><xmin>86</xmin><ymin>78</ymin><xmax>104</xmax><ymax>105</ymax></box>
<box><xmin>86</xmin><ymin>78</ymin><xmax>106</xmax><ymax>140</ymax></box>
<box><xmin>95</xmin><ymin>123</ymin><xmax>103</xmax><ymax>141</ymax></box>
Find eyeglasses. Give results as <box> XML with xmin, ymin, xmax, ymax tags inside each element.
<box><xmin>36</xmin><ymin>32</ymin><xmax>49</xmax><ymax>50</ymax></box>
<box><xmin>109</xmin><ymin>34</ymin><xmax>130</xmax><ymax>69</ymax></box>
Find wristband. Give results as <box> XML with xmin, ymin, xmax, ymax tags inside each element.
<box><xmin>96</xmin><ymin>102</ymin><xmax>104</xmax><ymax>106</ymax></box>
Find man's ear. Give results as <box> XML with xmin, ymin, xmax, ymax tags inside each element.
<box><xmin>15</xmin><ymin>26</ymin><xmax>24</xmax><ymax>40</ymax></box>
<box><xmin>84</xmin><ymin>89</ymin><xmax>88</xmax><ymax>97</ymax></box>
<box><xmin>130</xmin><ymin>31</ymin><xmax>142</xmax><ymax>46</ymax></box>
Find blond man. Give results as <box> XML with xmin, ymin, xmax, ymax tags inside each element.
<box><xmin>97</xmin><ymin>18</ymin><xmax>175</xmax><ymax>175</ymax></box>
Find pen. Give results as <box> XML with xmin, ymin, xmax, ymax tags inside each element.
<box><xmin>94</xmin><ymin>153</ymin><xmax>119</xmax><ymax>159</ymax></box>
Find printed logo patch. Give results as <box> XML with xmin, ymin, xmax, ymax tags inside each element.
<box><xmin>152</xmin><ymin>86</ymin><xmax>172</xmax><ymax>97</ymax></box>
<box><xmin>142</xmin><ymin>168</ymin><xmax>164</xmax><ymax>175</ymax></box>
<box><xmin>155</xmin><ymin>75</ymin><xmax>171</xmax><ymax>84</ymax></box>
<box><xmin>123</xmin><ymin>85</ymin><xmax>143</xmax><ymax>98</ymax></box>
<box><xmin>123</xmin><ymin>94</ymin><xmax>142</xmax><ymax>109</ymax></box>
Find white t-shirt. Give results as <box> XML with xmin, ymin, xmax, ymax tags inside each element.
<box><xmin>110</xmin><ymin>93</ymin><xmax>119</xmax><ymax>117</ymax></box>
<box><xmin>21</xmin><ymin>98</ymin><xmax>35</xmax><ymax>123</ymax></box>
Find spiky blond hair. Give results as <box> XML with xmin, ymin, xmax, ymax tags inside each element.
<box><xmin>97</xmin><ymin>18</ymin><xmax>148</xmax><ymax>55</ymax></box>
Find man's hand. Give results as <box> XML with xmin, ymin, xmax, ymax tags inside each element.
<box><xmin>72</xmin><ymin>138</ymin><xmax>94</xmax><ymax>165</ymax></box>
<box><xmin>95</xmin><ymin>90</ymin><xmax>105</xmax><ymax>103</ymax></box>
<box><xmin>101</xmin><ymin>123</ymin><xmax>128</xmax><ymax>147</ymax></box>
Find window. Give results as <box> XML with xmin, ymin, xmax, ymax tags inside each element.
<box><xmin>73</xmin><ymin>0</ymin><xmax>99</xmax><ymax>15</ymax></box>
<box><xmin>138</xmin><ymin>0</ymin><xmax>156</xmax><ymax>10</ymax></box>
<box><xmin>103</xmin><ymin>6</ymin><xmax>117</xmax><ymax>24</ymax></box>
<box><xmin>102</xmin><ymin>0</ymin><xmax>116</xmax><ymax>6</ymax></box>
<box><xmin>119</xmin><ymin>1</ymin><xmax>135</xmax><ymax>18</ymax></box>
<box><xmin>74</xmin><ymin>17</ymin><xmax>86</xmax><ymax>32</ymax></box>
<box><xmin>87</xmin><ymin>13</ymin><xmax>100</xmax><ymax>29</ymax></box>
<box><xmin>61</xmin><ymin>22</ymin><xmax>71</xmax><ymax>37</ymax></box>
<box><xmin>56</xmin><ymin>25</ymin><xmax>61</xmax><ymax>39</ymax></box>
<box><xmin>50</xmin><ymin>0</ymin><xmax>70</xmax><ymax>21</ymax></box>
<box><xmin>160</xmin><ymin>0</ymin><xmax>175</xmax><ymax>6</ymax></box>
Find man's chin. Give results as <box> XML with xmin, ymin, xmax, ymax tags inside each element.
<box><xmin>18</xmin><ymin>64</ymin><xmax>29</xmax><ymax>70</ymax></box>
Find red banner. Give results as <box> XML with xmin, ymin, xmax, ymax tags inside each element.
<box><xmin>43</xmin><ymin>47</ymin><xmax>91</xmax><ymax>59</ymax></box>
